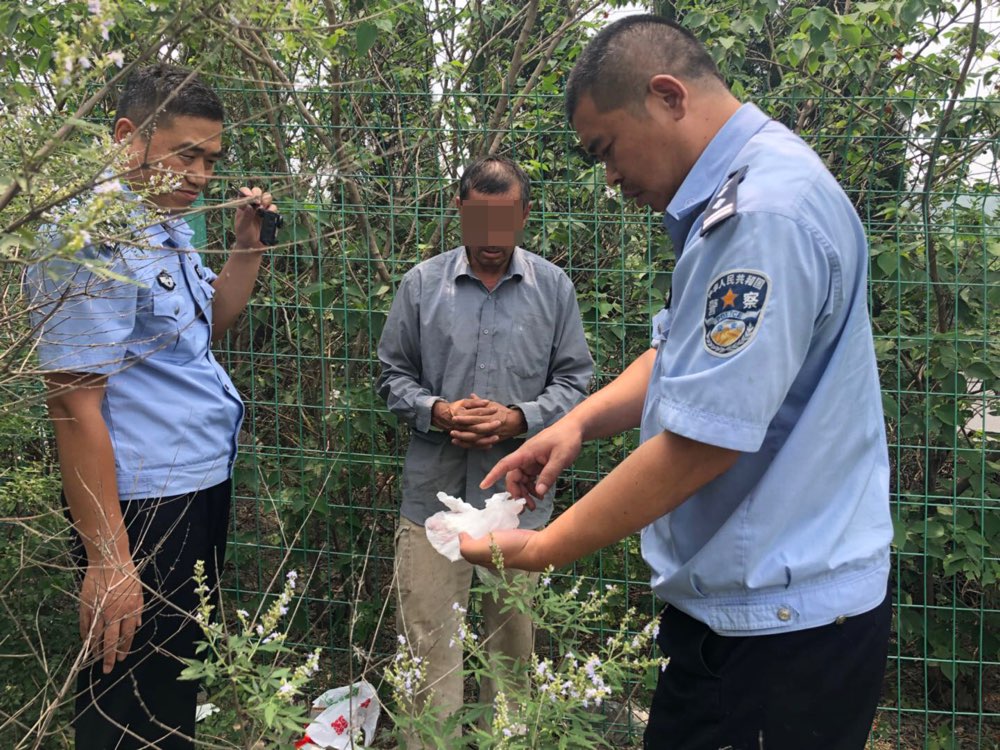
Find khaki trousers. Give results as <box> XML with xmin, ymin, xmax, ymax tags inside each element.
<box><xmin>394</xmin><ymin>517</ymin><xmax>537</xmax><ymax>747</ymax></box>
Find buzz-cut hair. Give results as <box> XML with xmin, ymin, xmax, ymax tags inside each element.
<box><xmin>113</xmin><ymin>63</ymin><xmax>224</xmax><ymax>136</ymax></box>
<box><xmin>459</xmin><ymin>155</ymin><xmax>531</xmax><ymax>206</ymax></box>
<box><xmin>565</xmin><ymin>14</ymin><xmax>725</xmax><ymax>122</ymax></box>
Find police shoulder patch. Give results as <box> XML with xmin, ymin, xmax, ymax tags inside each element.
<box><xmin>703</xmin><ymin>269</ymin><xmax>770</xmax><ymax>357</ymax></box>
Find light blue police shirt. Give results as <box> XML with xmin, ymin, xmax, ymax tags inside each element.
<box><xmin>27</xmin><ymin>215</ymin><xmax>244</xmax><ymax>500</ymax></box>
<box><xmin>640</xmin><ymin>103</ymin><xmax>893</xmax><ymax>635</ymax></box>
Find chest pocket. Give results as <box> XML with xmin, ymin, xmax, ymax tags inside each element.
<box><xmin>192</xmin><ymin>278</ymin><xmax>216</xmax><ymax>325</ymax></box>
<box><xmin>141</xmin><ymin>290</ymin><xmax>184</xmax><ymax>355</ymax></box>
<box><xmin>508</xmin><ymin>312</ymin><xmax>552</xmax><ymax>380</ymax></box>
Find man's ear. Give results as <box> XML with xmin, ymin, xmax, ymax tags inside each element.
<box><xmin>521</xmin><ymin>200</ymin><xmax>532</xmax><ymax>222</ymax></box>
<box><xmin>113</xmin><ymin>117</ymin><xmax>139</xmax><ymax>145</ymax></box>
<box><xmin>454</xmin><ymin>196</ymin><xmax>462</xmax><ymax>209</ymax></box>
<box><xmin>647</xmin><ymin>74</ymin><xmax>689</xmax><ymax>121</ymax></box>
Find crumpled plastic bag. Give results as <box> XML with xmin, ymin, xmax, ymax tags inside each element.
<box><xmin>425</xmin><ymin>491</ymin><xmax>525</xmax><ymax>562</ymax></box>
<box><xmin>295</xmin><ymin>680</ymin><xmax>379</xmax><ymax>749</ymax></box>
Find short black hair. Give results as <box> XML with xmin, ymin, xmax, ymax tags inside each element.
<box><xmin>113</xmin><ymin>63</ymin><xmax>224</xmax><ymax>135</ymax></box>
<box><xmin>565</xmin><ymin>14</ymin><xmax>724</xmax><ymax>122</ymax></box>
<box><xmin>459</xmin><ymin>155</ymin><xmax>531</xmax><ymax>205</ymax></box>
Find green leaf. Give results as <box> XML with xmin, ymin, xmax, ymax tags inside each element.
<box><xmin>841</xmin><ymin>22</ymin><xmax>862</xmax><ymax>47</ymax></box>
<box><xmin>875</xmin><ymin>251</ymin><xmax>898</xmax><ymax>278</ymax></box>
<box><xmin>356</xmin><ymin>22</ymin><xmax>378</xmax><ymax>57</ymax></box>
<box><xmin>787</xmin><ymin>38</ymin><xmax>810</xmax><ymax>66</ymax></box>
<box><xmin>684</xmin><ymin>11</ymin><xmax>706</xmax><ymax>28</ymax></box>
<box><xmin>964</xmin><ymin>361</ymin><xmax>996</xmax><ymax>380</ymax></box>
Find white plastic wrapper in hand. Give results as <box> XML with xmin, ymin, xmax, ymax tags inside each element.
<box><xmin>425</xmin><ymin>491</ymin><xmax>526</xmax><ymax>562</ymax></box>
<box><xmin>297</xmin><ymin>680</ymin><xmax>379</xmax><ymax>749</ymax></box>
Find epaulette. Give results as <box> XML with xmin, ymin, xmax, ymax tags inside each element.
<box><xmin>700</xmin><ymin>165</ymin><xmax>748</xmax><ymax>237</ymax></box>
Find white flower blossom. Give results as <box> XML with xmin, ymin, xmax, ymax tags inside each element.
<box><xmin>93</xmin><ymin>178</ymin><xmax>123</xmax><ymax>194</ymax></box>
<box><xmin>87</xmin><ymin>0</ymin><xmax>101</xmax><ymax>13</ymax></box>
<box><xmin>107</xmin><ymin>51</ymin><xmax>124</xmax><ymax>68</ymax></box>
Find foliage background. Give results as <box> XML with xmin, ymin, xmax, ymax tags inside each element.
<box><xmin>0</xmin><ymin>0</ymin><xmax>997</xmax><ymax>747</ymax></box>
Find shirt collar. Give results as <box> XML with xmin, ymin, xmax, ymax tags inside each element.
<box><xmin>161</xmin><ymin>216</ymin><xmax>194</xmax><ymax>248</ymax></box>
<box><xmin>662</xmin><ymin>103</ymin><xmax>770</xmax><ymax>248</ymax></box>
<box><xmin>452</xmin><ymin>246</ymin><xmax>526</xmax><ymax>282</ymax></box>
<box><xmin>118</xmin><ymin>183</ymin><xmax>193</xmax><ymax>250</ymax></box>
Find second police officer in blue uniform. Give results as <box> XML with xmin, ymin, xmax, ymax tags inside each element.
<box><xmin>28</xmin><ymin>64</ymin><xmax>279</xmax><ymax>749</ymax></box>
<box><xmin>460</xmin><ymin>16</ymin><xmax>894</xmax><ymax>750</ymax></box>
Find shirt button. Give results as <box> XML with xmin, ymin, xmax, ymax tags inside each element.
<box><xmin>776</xmin><ymin>607</ymin><xmax>792</xmax><ymax>622</ymax></box>
<box><xmin>174</xmin><ymin>304</ymin><xmax>180</xmax><ymax>315</ymax></box>
<box><xmin>483</xmin><ymin>329</ymin><xmax>489</xmax><ymax>334</ymax></box>
<box><xmin>224</xmin><ymin>383</ymin><xmax>231</xmax><ymax>392</ymax></box>
<box><xmin>479</xmin><ymin>364</ymin><xmax>485</xmax><ymax>369</ymax></box>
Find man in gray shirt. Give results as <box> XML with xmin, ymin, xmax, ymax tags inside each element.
<box><xmin>377</xmin><ymin>155</ymin><xmax>592</xmax><ymax>742</ymax></box>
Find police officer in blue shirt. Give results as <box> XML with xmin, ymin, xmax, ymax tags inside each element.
<box><xmin>460</xmin><ymin>16</ymin><xmax>893</xmax><ymax>749</ymax></box>
<box><xmin>27</xmin><ymin>64</ymin><xmax>278</xmax><ymax>749</ymax></box>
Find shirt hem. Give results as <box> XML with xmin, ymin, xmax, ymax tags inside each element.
<box><xmin>116</xmin><ymin>461</ymin><xmax>233</xmax><ymax>501</ymax></box>
<box><xmin>659</xmin><ymin>555</ymin><xmax>890</xmax><ymax>636</ymax></box>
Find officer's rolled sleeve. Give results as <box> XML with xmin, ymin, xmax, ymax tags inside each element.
<box><xmin>26</xmin><ymin>246</ymin><xmax>139</xmax><ymax>375</ymax></box>
<box><xmin>511</xmin><ymin>279</ymin><xmax>592</xmax><ymax>438</ymax></box>
<box><xmin>652</xmin><ymin>213</ymin><xmax>835</xmax><ymax>452</ymax></box>
<box><xmin>376</xmin><ymin>273</ymin><xmax>438</xmax><ymax>433</ymax></box>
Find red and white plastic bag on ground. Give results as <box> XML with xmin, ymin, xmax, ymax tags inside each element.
<box><xmin>295</xmin><ymin>681</ymin><xmax>379</xmax><ymax>749</ymax></box>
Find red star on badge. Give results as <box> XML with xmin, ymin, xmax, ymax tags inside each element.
<box><xmin>722</xmin><ymin>288</ymin><xmax>738</xmax><ymax>308</ymax></box>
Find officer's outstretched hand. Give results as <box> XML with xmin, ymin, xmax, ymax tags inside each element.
<box><xmin>80</xmin><ymin>557</ymin><xmax>143</xmax><ymax>674</ymax></box>
<box><xmin>233</xmin><ymin>185</ymin><xmax>278</xmax><ymax>250</ymax></box>
<box><xmin>479</xmin><ymin>418</ymin><xmax>584</xmax><ymax>510</ymax></box>
<box><xmin>458</xmin><ymin>528</ymin><xmax>543</xmax><ymax>571</ymax></box>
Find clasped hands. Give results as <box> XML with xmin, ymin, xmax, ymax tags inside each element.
<box><xmin>431</xmin><ymin>394</ymin><xmax>526</xmax><ymax>450</ymax></box>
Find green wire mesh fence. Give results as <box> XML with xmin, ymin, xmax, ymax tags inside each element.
<box><xmin>0</xmin><ymin>75</ymin><xmax>994</xmax><ymax>746</ymax></box>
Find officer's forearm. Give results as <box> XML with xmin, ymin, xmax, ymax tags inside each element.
<box><xmin>564</xmin><ymin>348</ymin><xmax>656</xmax><ymax>443</ymax></box>
<box><xmin>211</xmin><ymin>249</ymin><xmax>264</xmax><ymax>340</ymax></box>
<box><xmin>527</xmin><ymin>430</ymin><xmax>739</xmax><ymax>569</ymax></box>
<box><xmin>45</xmin><ymin>374</ymin><xmax>130</xmax><ymax>564</ymax></box>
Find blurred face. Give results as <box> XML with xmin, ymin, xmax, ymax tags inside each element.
<box><xmin>572</xmin><ymin>85</ymin><xmax>692</xmax><ymax>213</ymax></box>
<box><xmin>456</xmin><ymin>185</ymin><xmax>530</xmax><ymax>275</ymax></box>
<box><xmin>114</xmin><ymin>115</ymin><xmax>224</xmax><ymax>211</ymax></box>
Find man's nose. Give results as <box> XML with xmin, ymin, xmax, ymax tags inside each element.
<box><xmin>186</xmin><ymin>162</ymin><xmax>210</xmax><ymax>188</ymax></box>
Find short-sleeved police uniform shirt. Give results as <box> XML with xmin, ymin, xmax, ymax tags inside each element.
<box><xmin>27</xmin><ymin>214</ymin><xmax>244</xmax><ymax>500</ymax></box>
<box><xmin>640</xmin><ymin>103</ymin><xmax>893</xmax><ymax>635</ymax></box>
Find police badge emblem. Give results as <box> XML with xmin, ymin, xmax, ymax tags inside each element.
<box><xmin>703</xmin><ymin>269</ymin><xmax>770</xmax><ymax>357</ymax></box>
<box><xmin>156</xmin><ymin>270</ymin><xmax>176</xmax><ymax>291</ymax></box>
